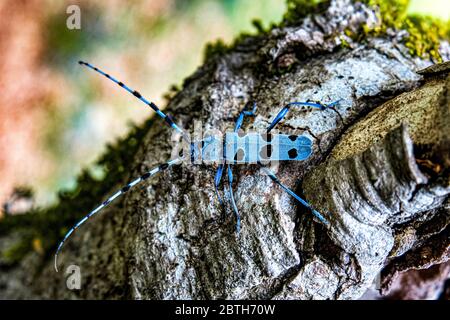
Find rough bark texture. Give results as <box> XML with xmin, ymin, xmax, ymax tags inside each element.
<box><xmin>0</xmin><ymin>0</ymin><xmax>449</xmax><ymax>299</ymax></box>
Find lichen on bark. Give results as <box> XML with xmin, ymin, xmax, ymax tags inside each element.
<box><xmin>0</xmin><ymin>0</ymin><xmax>449</xmax><ymax>299</ymax></box>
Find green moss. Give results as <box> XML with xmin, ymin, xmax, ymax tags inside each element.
<box><xmin>1</xmin><ymin>235</ymin><xmax>34</xmax><ymax>265</ymax></box>
<box><xmin>162</xmin><ymin>84</ymin><xmax>182</xmax><ymax>103</ymax></box>
<box><xmin>339</xmin><ymin>35</ymin><xmax>352</xmax><ymax>49</ymax></box>
<box><xmin>251</xmin><ymin>19</ymin><xmax>266</xmax><ymax>34</ymax></box>
<box><xmin>359</xmin><ymin>0</ymin><xmax>449</xmax><ymax>62</ymax></box>
<box><xmin>283</xmin><ymin>0</ymin><xmax>330</xmax><ymax>24</ymax></box>
<box><xmin>0</xmin><ymin>118</ymin><xmax>154</xmax><ymax>265</ymax></box>
<box><xmin>203</xmin><ymin>39</ymin><xmax>231</xmax><ymax>62</ymax></box>
<box><xmin>203</xmin><ymin>14</ymin><xmax>279</xmax><ymax>63</ymax></box>
<box><xmin>363</xmin><ymin>0</ymin><xmax>409</xmax><ymax>31</ymax></box>
<box><xmin>403</xmin><ymin>15</ymin><xmax>450</xmax><ymax>62</ymax></box>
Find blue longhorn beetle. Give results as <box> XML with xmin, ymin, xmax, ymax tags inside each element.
<box><xmin>54</xmin><ymin>61</ymin><xmax>341</xmax><ymax>272</ymax></box>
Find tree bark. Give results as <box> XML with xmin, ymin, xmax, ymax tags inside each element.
<box><xmin>0</xmin><ymin>0</ymin><xmax>449</xmax><ymax>299</ymax></box>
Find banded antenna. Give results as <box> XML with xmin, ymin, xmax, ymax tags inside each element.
<box><xmin>78</xmin><ymin>61</ymin><xmax>190</xmax><ymax>142</ymax></box>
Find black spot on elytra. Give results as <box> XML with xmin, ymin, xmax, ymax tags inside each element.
<box><xmin>261</xmin><ymin>133</ymin><xmax>272</xmax><ymax>142</ymax></box>
<box><xmin>121</xmin><ymin>185</ymin><xmax>131</xmax><ymax>193</ymax></box>
<box><xmin>288</xmin><ymin>148</ymin><xmax>298</xmax><ymax>159</ymax></box>
<box><xmin>260</xmin><ymin>144</ymin><xmax>272</xmax><ymax>159</ymax></box>
<box><xmin>133</xmin><ymin>90</ymin><xmax>142</xmax><ymax>98</ymax></box>
<box><xmin>234</xmin><ymin>148</ymin><xmax>245</xmax><ymax>162</ymax></box>
<box><xmin>118</xmin><ymin>82</ymin><xmax>125</xmax><ymax>87</ymax></box>
<box><xmin>288</xmin><ymin>135</ymin><xmax>297</xmax><ymax>141</ymax></box>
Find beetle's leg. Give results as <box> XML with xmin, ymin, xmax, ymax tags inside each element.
<box><xmin>54</xmin><ymin>157</ymin><xmax>183</xmax><ymax>272</ymax></box>
<box><xmin>214</xmin><ymin>101</ymin><xmax>256</xmax><ymax>226</ymax></box>
<box><xmin>234</xmin><ymin>101</ymin><xmax>257</xmax><ymax>132</ymax></box>
<box><xmin>267</xmin><ymin>100</ymin><xmax>341</xmax><ymax>133</ymax></box>
<box><xmin>259</xmin><ymin>165</ymin><xmax>329</xmax><ymax>225</ymax></box>
<box><xmin>214</xmin><ymin>164</ymin><xmax>225</xmax><ymax>205</ymax></box>
<box><xmin>227</xmin><ymin>165</ymin><xmax>241</xmax><ymax>232</ymax></box>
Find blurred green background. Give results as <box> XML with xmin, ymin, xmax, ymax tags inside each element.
<box><xmin>0</xmin><ymin>0</ymin><xmax>448</xmax><ymax>209</ymax></box>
